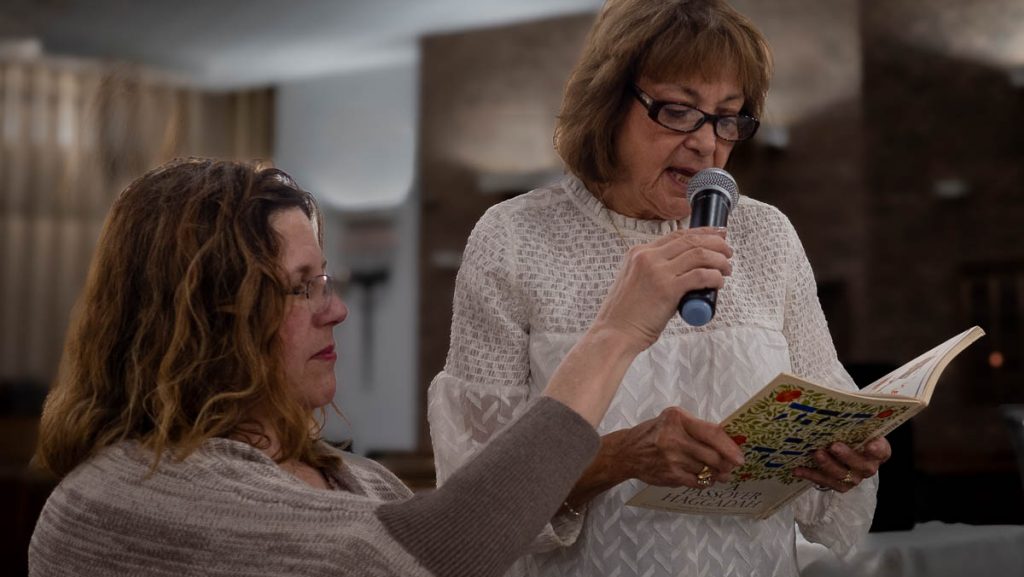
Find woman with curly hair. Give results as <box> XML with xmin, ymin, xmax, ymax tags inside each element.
<box><xmin>29</xmin><ymin>157</ymin><xmax>732</xmax><ymax>577</ymax></box>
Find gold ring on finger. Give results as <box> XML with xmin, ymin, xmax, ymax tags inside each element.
<box><xmin>841</xmin><ymin>470</ymin><xmax>855</xmax><ymax>485</ymax></box>
<box><xmin>696</xmin><ymin>465</ymin><xmax>714</xmax><ymax>488</ymax></box>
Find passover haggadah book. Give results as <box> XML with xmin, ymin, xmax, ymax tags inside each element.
<box><xmin>626</xmin><ymin>326</ymin><xmax>984</xmax><ymax>519</ymax></box>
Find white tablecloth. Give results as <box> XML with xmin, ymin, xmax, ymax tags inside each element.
<box><xmin>797</xmin><ymin>521</ymin><xmax>1024</xmax><ymax>577</ymax></box>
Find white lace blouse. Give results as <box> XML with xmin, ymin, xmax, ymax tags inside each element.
<box><xmin>428</xmin><ymin>175</ymin><xmax>877</xmax><ymax>577</ymax></box>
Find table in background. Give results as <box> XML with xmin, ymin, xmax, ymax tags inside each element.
<box><xmin>797</xmin><ymin>521</ymin><xmax>1024</xmax><ymax>577</ymax></box>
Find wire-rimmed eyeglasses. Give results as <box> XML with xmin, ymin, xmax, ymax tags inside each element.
<box><xmin>287</xmin><ymin>274</ymin><xmax>345</xmax><ymax>314</ymax></box>
<box><xmin>630</xmin><ymin>84</ymin><xmax>760</xmax><ymax>142</ymax></box>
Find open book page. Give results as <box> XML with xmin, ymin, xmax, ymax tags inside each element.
<box><xmin>861</xmin><ymin>326</ymin><xmax>985</xmax><ymax>401</ymax></box>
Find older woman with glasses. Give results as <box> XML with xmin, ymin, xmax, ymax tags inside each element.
<box><xmin>29</xmin><ymin>158</ymin><xmax>733</xmax><ymax>577</ymax></box>
<box><xmin>428</xmin><ymin>0</ymin><xmax>891</xmax><ymax>576</ymax></box>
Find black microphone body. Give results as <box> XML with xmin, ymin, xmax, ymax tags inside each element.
<box><xmin>678</xmin><ymin>168</ymin><xmax>740</xmax><ymax>326</ymax></box>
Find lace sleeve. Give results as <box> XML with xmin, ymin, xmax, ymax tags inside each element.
<box><xmin>427</xmin><ymin>207</ymin><xmax>585</xmax><ymax>552</ymax></box>
<box><xmin>780</xmin><ymin>217</ymin><xmax>878</xmax><ymax>556</ymax></box>
<box><xmin>780</xmin><ymin>217</ymin><xmax>855</xmax><ymax>391</ymax></box>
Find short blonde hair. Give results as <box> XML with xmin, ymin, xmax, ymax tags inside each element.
<box><xmin>555</xmin><ymin>0</ymin><xmax>772</xmax><ymax>185</ymax></box>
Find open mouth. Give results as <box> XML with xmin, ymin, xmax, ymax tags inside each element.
<box><xmin>667</xmin><ymin>167</ymin><xmax>696</xmax><ymax>188</ymax></box>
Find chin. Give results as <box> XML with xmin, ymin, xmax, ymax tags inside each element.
<box><xmin>315</xmin><ymin>383</ymin><xmax>337</xmax><ymax>409</ymax></box>
<box><xmin>653</xmin><ymin>183</ymin><xmax>691</xmax><ymax>220</ymax></box>
<box><xmin>656</xmin><ymin>199</ymin><xmax>691</xmax><ymax>221</ymax></box>
<box><xmin>672</xmin><ymin>207</ymin><xmax>692</xmax><ymax>221</ymax></box>
<box><xmin>301</xmin><ymin>379</ymin><xmax>337</xmax><ymax>410</ymax></box>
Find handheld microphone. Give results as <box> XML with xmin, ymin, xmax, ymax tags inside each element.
<box><xmin>678</xmin><ymin>168</ymin><xmax>740</xmax><ymax>326</ymax></box>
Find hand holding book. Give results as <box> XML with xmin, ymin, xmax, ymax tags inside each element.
<box><xmin>793</xmin><ymin>436</ymin><xmax>892</xmax><ymax>492</ymax></box>
<box><xmin>626</xmin><ymin>326</ymin><xmax>984</xmax><ymax>518</ymax></box>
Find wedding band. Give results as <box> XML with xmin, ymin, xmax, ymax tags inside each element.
<box><xmin>841</xmin><ymin>470</ymin><xmax>855</xmax><ymax>485</ymax></box>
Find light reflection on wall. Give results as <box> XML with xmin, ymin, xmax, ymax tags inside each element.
<box><xmin>868</xmin><ymin>0</ymin><xmax>1024</xmax><ymax>69</ymax></box>
<box><xmin>737</xmin><ymin>0</ymin><xmax>861</xmax><ymax>130</ymax></box>
<box><xmin>420</xmin><ymin>14</ymin><xmax>588</xmax><ymax>178</ymax></box>
<box><xmin>440</xmin><ymin>61</ymin><xmax>565</xmax><ymax>175</ymax></box>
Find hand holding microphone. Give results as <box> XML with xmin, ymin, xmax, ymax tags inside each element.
<box><xmin>678</xmin><ymin>168</ymin><xmax>740</xmax><ymax>326</ymax></box>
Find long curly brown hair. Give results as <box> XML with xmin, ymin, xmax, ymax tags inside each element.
<box><xmin>35</xmin><ymin>158</ymin><xmax>337</xmax><ymax>478</ymax></box>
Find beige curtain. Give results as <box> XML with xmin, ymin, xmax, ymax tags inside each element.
<box><xmin>0</xmin><ymin>55</ymin><xmax>273</xmax><ymax>388</ymax></box>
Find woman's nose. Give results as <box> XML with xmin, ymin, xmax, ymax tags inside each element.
<box><xmin>322</xmin><ymin>294</ymin><xmax>348</xmax><ymax>326</ymax></box>
<box><xmin>684</xmin><ymin>121</ymin><xmax>717</xmax><ymax>157</ymax></box>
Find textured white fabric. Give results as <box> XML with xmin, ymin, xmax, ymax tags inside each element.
<box><xmin>428</xmin><ymin>175</ymin><xmax>877</xmax><ymax>577</ymax></box>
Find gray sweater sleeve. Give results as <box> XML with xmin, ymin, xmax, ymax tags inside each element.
<box><xmin>377</xmin><ymin>396</ymin><xmax>599</xmax><ymax>577</ymax></box>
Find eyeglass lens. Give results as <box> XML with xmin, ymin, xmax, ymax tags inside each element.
<box><xmin>658</xmin><ymin>105</ymin><xmax>752</xmax><ymax>141</ymax></box>
<box><xmin>309</xmin><ymin>275</ymin><xmax>336</xmax><ymax>313</ymax></box>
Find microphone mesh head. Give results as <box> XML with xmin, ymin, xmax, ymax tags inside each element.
<box><xmin>686</xmin><ymin>168</ymin><xmax>740</xmax><ymax>209</ymax></box>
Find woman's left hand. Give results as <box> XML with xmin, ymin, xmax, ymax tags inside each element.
<box><xmin>793</xmin><ymin>437</ymin><xmax>892</xmax><ymax>493</ymax></box>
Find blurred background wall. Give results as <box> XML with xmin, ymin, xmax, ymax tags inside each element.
<box><xmin>275</xmin><ymin>63</ymin><xmax>420</xmax><ymax>448</ymax></box>
<box><xmin>2</xmin><ymin>0</ymin><xmax>1023</xmax><ymax>572</ymax></box>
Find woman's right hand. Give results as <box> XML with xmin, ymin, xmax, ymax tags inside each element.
<box><xmin>542</xmin><ymin>228</ymin><xmax>732</xmax><ymax>448</ymax></box>
<box><xmin>591</xmin><ymin>227</ymin><xmax>733</xmax><ymax>353</ymax></box>
<box><xmin>607</xmin><ymin>406</ymin><xmax>745</xmax><ymax>488</ymax></box>
<box><xmin>563</xmin><ymin>405</ymin><xmax>745</xmax><ymax>510</ymax></box>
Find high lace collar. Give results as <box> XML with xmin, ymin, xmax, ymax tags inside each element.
<box><xmin>561</xmin><ymin>174</ymin><xmax>689</xmax><ymax>237</ymax></box>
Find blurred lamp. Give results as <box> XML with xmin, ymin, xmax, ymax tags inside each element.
<box><xmin>932</xmin><ymin>178</ymin><xmax>971</xmax><ymax>200</ymax></box>
<box><xmin>1010</xmin><ymin>66</ymin><xmax>1024</xmax><ymax>88</ymax></box>
<box><xmin>756</xmin><ymin>124</ymin><xmax>789</xmax><ymax>150</ymax></box>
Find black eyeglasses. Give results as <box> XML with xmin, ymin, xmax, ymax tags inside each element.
<box><xmin>630</xmin><ymin>84</ymin><xmax>760</xmax><ymax>142</ymax></box>
<box><xmin>287</xmin><ymin>274</ymin><xmax>346</xmax><ymax>315</ymax></box>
